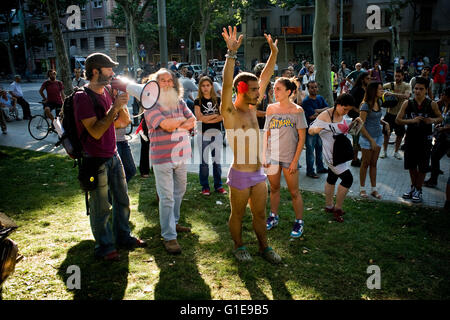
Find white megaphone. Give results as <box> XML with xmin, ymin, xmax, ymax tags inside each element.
<box><xmin>111</xmin><ymin>77</ymin><xmax>160</xmax><ymax>110</ymax></box>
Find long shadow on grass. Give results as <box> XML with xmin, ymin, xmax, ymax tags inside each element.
<box><xmin>136</xmin><ymin>178</ymin><xmax>211</xmax><ymax>299</ymax></box>
<box><xmin>140</xmin><ymin>226</ymin><xmax>212</xmax><ymax>300</ymax></box>
<box><xmin>58</xmin><ymin>240</ymin><xmax>130</xmax><ymax>300</ymax></box>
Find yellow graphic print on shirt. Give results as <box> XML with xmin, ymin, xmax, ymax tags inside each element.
<box><xmin>269</xmin><ymin>117</ymin><xmax>295</xmax><ymax>129</ymax></box>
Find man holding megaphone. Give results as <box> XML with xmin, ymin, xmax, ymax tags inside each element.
<box><xmin>74</xmin><ymin>52</ymin><xmax>147</xmax><ymax>261</ymax></box>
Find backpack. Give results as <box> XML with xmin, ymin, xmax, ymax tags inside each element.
<box><xmin>59</xmin><ymin>86</ymin><xmax>105</xmax><ymax>159</ymax></box>
<box><xmin>58</xmin><ymin>87</ymin><xmax>108</xmax><ymax>215</ymax></box>
<box><xmin>380</xmin><ymin>82</ymin><xmax>399</xmax><ymax>109</ymax></box>
<box><xmin>329</xmin><ymin>109</ymin><xmax>353</xmax><ymax>166</ymax></box>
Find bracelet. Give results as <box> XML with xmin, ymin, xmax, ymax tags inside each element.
<box><xmin>225</xmin><ymin>49</ymin><xmax>237</xmax><ymax>59</ymax></box>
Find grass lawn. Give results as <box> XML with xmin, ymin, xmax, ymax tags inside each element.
<box><xmin>0</xmin><ymin>146</ymin><xmax>449</xmax><ymax>300</ymax></box>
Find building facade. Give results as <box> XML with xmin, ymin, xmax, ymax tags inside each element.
<box><xmin>242</xmin><ymin>0</ymin><xmax>450</xmax><ymax>72</ymax></box>
<box><xmin>31</xmin><ymin>0</ymin><xmax>129</xmax><ymax>75</ymax></box>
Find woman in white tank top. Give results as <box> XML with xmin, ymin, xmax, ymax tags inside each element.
<box><xmin>309</xmin><ymin>94</ymin><xmax>362</xmax><ymax>222</ymax></box>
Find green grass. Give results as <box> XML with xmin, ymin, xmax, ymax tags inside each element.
<box><xmin>0</xmin><ymin>146</ymin><xmax>449</xmax><ymax>300</ymax></box>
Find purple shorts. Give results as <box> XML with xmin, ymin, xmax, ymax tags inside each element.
<box><xmin>226</xmin><ymin>167</ymin><xmax>266</xmax><ymax>190</ymax></box>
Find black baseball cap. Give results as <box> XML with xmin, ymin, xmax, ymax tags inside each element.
<box><xmin>85</xmin><ymin>52</ymin><xmax>119</xmax><ymax>72</ymax></box>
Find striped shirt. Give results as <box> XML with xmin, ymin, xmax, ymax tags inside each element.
<box><xmin>144</xmin><ymin>100</ymin><xmax>194</xmax><ymax>164</ymax></box>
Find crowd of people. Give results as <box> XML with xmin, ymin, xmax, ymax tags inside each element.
<box><xmin>2</xmin><ymin>27</ymin><xmax>448</xmax><ymax>264</ymax></box>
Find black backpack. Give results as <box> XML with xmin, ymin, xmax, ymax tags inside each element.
<box><xmin>329</xmin><ymin>109</ymin><xmax>353</xmax><ymax>166</ymax></box>
<box><xmin>59</xmin><ymin>87</ymin><xmax>104</xmax><ymax>160</ymax></box>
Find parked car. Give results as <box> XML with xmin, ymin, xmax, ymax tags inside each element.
<box><xmin>190</xmin><ymin>64</ymin><xmax>202</xmax><ymax>77</ymax></box>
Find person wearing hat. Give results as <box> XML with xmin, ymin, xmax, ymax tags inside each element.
<box><xmin>73</xmin><ymin>52</ymin><xmax>147</xmax><ymax>261</ymax></box>
<box><xmin>9</xmin><ymin>75</ymin><xmax>31</xmax><ymax>120</ymax></box>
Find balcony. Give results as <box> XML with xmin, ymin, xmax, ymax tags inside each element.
<box><xmin>252</xmin><ymin>27</ymin><xmax>303</xmax><ymax>37</ymax></box>
<box><xmin>335</xmin><ymin>0</ymin><xmax>353</xmax><ymax>7</ymax></box>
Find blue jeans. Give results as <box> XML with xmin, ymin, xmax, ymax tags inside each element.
<box><xmin>198</xmin><ymin>130</ymin><xmax>223</xmax><ymax>190</ymax></box>
<box><xmin>305</xmin><ymin>132</ymin><xmax>326</xmax><ymax>175</ymax></box>
<box><xmin>89</xmin><ymin>154</ymin><xmax>135</xmax><ymax>257</ymax></box>
<box><xmin>117</xmin><ymin>140</ymin><xmax>136</xmax><ymax>183</ymax></box>
<box><xmin>153</xmin><ymin>161</ymin><xmax>188</xmax><ymax>241</ymax></box>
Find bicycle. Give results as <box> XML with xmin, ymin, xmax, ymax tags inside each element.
<box><xmin>28</xmin><ymin>102</ymin><xmax>59</xmax><ymax>141</ymax></box>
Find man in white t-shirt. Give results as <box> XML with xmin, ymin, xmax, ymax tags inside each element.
<box><xmin>72</xmin><ymin>68</ymin><xmax>88</xmax><ymax>88</ymax></box>
<box><xmin>9</xmin><ymin>75</ymin><xmax>31</xmax><ymax>120</ymax></box>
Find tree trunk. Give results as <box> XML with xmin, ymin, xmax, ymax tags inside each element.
<box><xmin>6</xmin><ymin>41</ymin><xmax>16</xmax><ymax>76</ymax></box>
<box><xmin>46</xmin><ymin>0</ymin><xmax>72</xmax><ymax>95</ymax></box>
<box><xmin>313</xmin><ymin>0</ymin><xmax>333</xmax><ymax>106</ymax></box>
<box><xmin>199</xmin><ymin>2</ymin><xmax>212</xmax><ymax>73</ymax></box>
<box><xmin>128</xmin><ymin>13</ymin><xmax>140</xmax><ymax>71</ymax></box>
<box><xmin>188</xmin><ymin>23</ymin><xmax>193</xmax><ymax>63</ymax></box>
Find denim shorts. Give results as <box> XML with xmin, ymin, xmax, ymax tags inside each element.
<box><xmin>270</xmin><ymin>160</ymin><xmax>292</xmax><ymax>169</ymax></box>
<box><xmin>359</xmin><ymin>135</ymin><xmax>383</xmax><ymax>150</ymax></box>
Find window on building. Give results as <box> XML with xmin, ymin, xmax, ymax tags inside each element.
<box><xmin>336</xmin><ymin>11</ymin><xmax>352</xmax><ymax>33</ymax></box>
<box><xmin>80</xmin><ymin>38</ymin><xmax>88</xmax><ymax>50</ymax></box>
<box><xmin>47</xmin><ymin>41</ymin><xmax>53</xmax><ymax>51</ymax></box>
<box><xmin>44</xmin><ymin>24</ymin><xmax>51</xmax><ymax>33</ymax></box>
<box><xmin>280</xmin><ymin>15</ymin><xmax>289</xmax><ymax>28</ymax></box>
<box><xmin>80</xmin><ymin>4</ymin><xmax>86</xmax><ymax>10</ymax></box>
<box><xmin>260</xmin><ymin>16</ymin><xmax>269</xmax><ymax>34</ymax></box>
<box><xmin>381</xmin><ymin>9</ymin><xmax>391</xmax><ymax>28</ymax></box>
<box><xmin>115</xmin><ymin>37</ymin><xmax>126</xmax><ymax>48</ymax></box>
<box><xmin>81</xmin><ymin>21</ymin><xmax>86</xmax><ymax>29</ymax></box>
<box><xmin>420</xmin><ymin>6</ymin><xmax>432</xmax><ymax>30</ymax></box>
<box><xmin>94</xmin><ymin>37</ymin><xmax>104</xmax><ymax>49</ymax></box>
<box><xmin>94</xmin><ymin>19</ymin><xmax>103</xmax><ymax>28</ymax></box>
<box><xmin>93</xmin><ymin>1</ymin><xmax>103</xmax><ymax>8</ymax></box>
<box><xmin>70</xmin><ymin>39</ymin><xmax>77</xmax><ymax>47</ymax></box>
<box><xmin>302</xmin><ymin>14</ymin><xmax>313</xmax><ymax>35</ymax></box>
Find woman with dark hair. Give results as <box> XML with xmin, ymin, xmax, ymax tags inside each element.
<box><xmin>349</xmin><ymin>72</ymin><xmax>370</xmax><ymax>167</ymax></box>
<box><xmin>263</xmin><ymin>77</ymin><xmax>308</xmax><ymax>238</ymax></box>
<box><xmin>194</xmin><ymin>76</ymin><xmax>226</xmax><ymax>195</ymax></box>
<box><xmin>309</xmin><ymin>93</ymin><xmax>361</xmax><ymax>222</ymax></box>
<box><xmin>358</xmin><ymin>82</ymin><xmax>388</xmax><ymax>199</ymax></box>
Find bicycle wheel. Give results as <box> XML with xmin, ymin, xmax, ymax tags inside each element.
<box><xmin>28</xmin><ymin>115</ymin><xmax>50</xmax><ymax>140</ymax></box>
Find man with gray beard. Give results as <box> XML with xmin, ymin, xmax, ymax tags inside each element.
<box><xmin>144</xmin><ymin>69</ymin><xmax>196</xmax><ymax>254</ymax></box>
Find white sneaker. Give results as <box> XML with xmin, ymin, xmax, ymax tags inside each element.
<box><xmin>380</xmin><ymin>149</ymin><xmax>387</xmax><ymax>159</ymax></box>
<box><xmin>394</xmin><ymin>152</ymin><xmax>403</xmax><ymax>160</ymax></box>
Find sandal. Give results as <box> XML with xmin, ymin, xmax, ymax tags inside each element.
<box><xmin>233</xmin><ymin>246</ymin><xmax>252</xmax><ymax>262</ymax></box>
<box><xmin>360</xmin><ymin>189</ymin><xmax>369</xmax><ymax>198</ymax></box>
<box><xmin>371</xmin><ymin>191</ymin><xmax>382</xmax><ymax>199</ymax></box>
<box><xmin>261</xmin><ymin>247</ymin><xmax>281</xmax><ymax>264</ymax></box>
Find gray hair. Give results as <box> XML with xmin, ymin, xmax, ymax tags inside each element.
<box><xmin>150</xmin><ymin>68</ymin><xmax>184</xmax><ymax>100</ymax></box>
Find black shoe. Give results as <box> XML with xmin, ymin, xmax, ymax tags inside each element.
<box><xmin>118</xmin><ymin>238</ymin><xmax>148</xmax><ymax>250</ymax></box>
<box><xmin>317</xmin><ymin>168</ymin><xmax>328</xmax><ymax>174</ymax></box>
<box><xmin>307</xmin><ymin>173</ymin><xmax>319</xmax><ymax>179</ymax></box>
<box><xmin>424</xmin><ymin>179</ymin><xmax>437</xmax><ymax>188</ymax></box>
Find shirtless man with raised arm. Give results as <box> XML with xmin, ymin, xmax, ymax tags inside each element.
<box><xmin>221</xmin><ymin>26</ymin><xmax>281</xmax><ymax>264</ymax></box>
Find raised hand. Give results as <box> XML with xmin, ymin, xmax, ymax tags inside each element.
<box><xmin>222</xmin><ymin>26</ymin><xmax>243</xmax><ymax>52</ymax></box>
<box><xmin>264</xmin><ymin>33</ymin><xmax>278</xmax><ymax>54</ymax></box>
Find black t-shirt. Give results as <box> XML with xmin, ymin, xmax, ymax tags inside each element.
<box><xmin>404</xmin><ymin>98</ymin><xmax>435</xmax><ymax>144</ymax></box>
<box><xmin>194</xmin><ymin>97</ymin><xmax>222</xmax><ymax>133</ymax></box>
